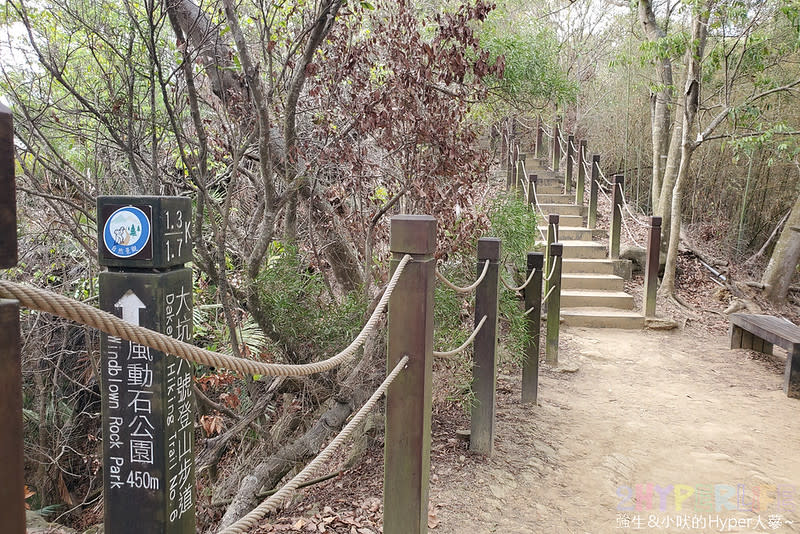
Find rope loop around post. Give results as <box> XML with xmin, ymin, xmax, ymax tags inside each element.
<box><xmin>543</xmin><ymin>259</ymin><xmax>558</xmax><ymax>282</ymax></box>
<box><xmin>433</xmin><ymin>315</ymin><xmax>487</xmax><ymax>358</ymax></box>
<box><xmin>500</xmin><ymin>266</ymin><xmax>537</xmax><ymax>292</ymax></box>
<box><xmin>597</xmin><ymin>165</ymin><xmax>614</xmax><ymax>186</ymax></box>
<box><xmin>540</xmin><ymin>284</ymin><xmax>557</xmax><ymax>305</ymax></box>
<box><xmin>435</xmin><ymin>259</ymin><xmax>490</xmax><ymax>294</ymax></box>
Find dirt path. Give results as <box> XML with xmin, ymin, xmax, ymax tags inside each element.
<box><xmin>429</xmin><ymin>326</ymin><xmax>800</xmax><ymax>534</ymax></box>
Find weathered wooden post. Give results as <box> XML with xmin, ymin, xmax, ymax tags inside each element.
<box><xmin>98</xmin><ymin>196</ymin><xmax>195</xmax><ymax>534</ymax></box>
<box><xmin>545</xmin><ymin>214</ymin><xmax>559</xmax><ymax>296</ymax></box>
<box><xmin>588</xmin><ymin>154</ymin><xmax>600</xmax><ymax>229</ymax></box>
<box><xmin>545</xmin><ymin>243</ymin><xmax>563</xmax><ymax>366</ymax></box>
<box><xmin>786</xmin><ymin>347</ymin><xmax>800</xmax><ymax>398</ymax></box>
<box><xmin>522</xmin><ymin>252</ymin><xmax>544</xmax><ymax>404</ymax></box>
<box><xmin>644</xmin><ymin>217</ymin><xmax>662</xmax><ymax>318</ymax></box>
<box><xmin>551</xmin><ymin>121</ymin><xmax>561</xmax><ymax>173</ymax></box>
<box><xmin>500</xmin><ymin>123</ymin><xmax>509</xmax><ymax>172</ymax></box>
<box><xmin>526</xmin><ymin>174</ymin><xmax>536</xmax><ymax>208</ymax></box>
<box><xmin>515</xmin><ymin>152</ymin><xmax>525</xmax><ymax>196</ymax></box>
<box><xmin>610</xmin><ymin>174</ymin><xmax>624</xmax><ymax>259</ymax></box>
<box><xmin>0</xmin><ymin>102</ymin><xmax>25</xmax><ymax>534</ymax></box>
<box><xmin>535</xmin><ymin>117</ymin><xmax>544</xmax><ymax>159</ymax></box>
<box><xmin>470</xmin><ymin>238</ymin><xmax>500</xmax><ymax>455</ymax></box>
<box><xmin>505</xmin><ymin>142</ymin><xmax>515</xmax><ymax>191</ymax></box>
<box><xmin>576</xmin><ymin>140</ymin><xmax>587</xmax><ymax>206</ymax></box>
<box><xmin>385</xmin><ymin>215</ymin><xmax>435</xmax><ymax>534</ymax></box>
<box><xmin>565</xmin><ymin>135</ymin><xmax>574</xmax><ymax>194</ymax></box>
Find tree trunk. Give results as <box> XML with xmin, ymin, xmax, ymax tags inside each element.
<box><xmin>657</xmin><ymin>111</ymin><xmax>683</xmax><ymax>255</ymax></box>
<box><xmin>762</xmin><ymin>192</ymin><xmax>800</xmax><ymax>303</ymax></box>
<box><xmin>659</xmin><ymin>5</ymin><xmax>712</xmax><ymax>296</ymax></box>
<box><xmin>168</xmin><ymin>0</ymin><xmax>246</xmax><ymax>105</ymax></box>
<box><xmin>638</xmin><ymin>0</ymin><xmax>674</xmax><ymax>215</ymax></box>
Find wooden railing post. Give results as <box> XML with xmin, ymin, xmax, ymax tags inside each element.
<box><xmin>385</xmin><ymin>215</ymin><xmax>436</xmax><ymax>534</ymax></box>
<box><xmin>522</xmin><ymin>252</ymin><xmax>544</xmax><ymax>404</ymax></box>
<box><xmin>589</xmin><ymin>154</ymin><xmax>600</xmax><ymax>229</ymax></box>
<box><xmin>565</xmin><ymin>134</ymin><xmax>574</xmax><ymax>194</ymax></box>
<box><xmin>576</xmin><ymin>140</ymin><xmax>587</xmax><ymax>206</ymax></box>
<box><xmin>545</xmin><ymin>214</ymin><xmax>559</xmax><ymax>296</ymax></box>
<box><xmin>535</xmin><ymin>117</ymin><xmax>544</xmax><ymax>159</ymax></box>
<box><xmin>545</xmin><ymin>243</ymin><xmax>563</xmax><ymax>366</ymax></box>
<box><xmin>552</xmin><ymin>121</ymin><xmax>561</xmax><ymax>172</ymax></box>
<box><xmin>644</xmin><ymin>217</ymin><xmax>662</xmax><ymax>318</ymax></box>
<box><xmin>527</xmin><ymin>174</ymin><xmax>536</xmax><ymax>208</ymax></box>
<box><xmin>515</xmin><ymin>152</ymin><xmax>525</xmax><ymax>196</ymax></box>
<box><xmin>610</xmin><ymin>174</ymin><xmax>624</xmax><ymax>259</ymax></box>
<box><xmin>506</xmin><ymin>143</ymin><xmax>516</xmax><ymax>191</ymax></box>
<box><xmin>0</xmin><ymin>102</ymin><xmax>25</xmax><ymax>534</ymax></box>
<box><xmin>470</xmin><ymin>238</ymin><xmax>500</xmax><ymax>455</ymax></box>
<box><xmin>500</xmin><ymin>123</ymin><xmax>509</xmax><ymax>172</ymax></box>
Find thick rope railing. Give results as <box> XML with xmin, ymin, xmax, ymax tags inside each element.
<box><xmin>557</xmin><ymin>134</ymin><xmax>567</xmax><ymax>154</ymax></box>
<box><xmin>515</xmin><ymin>117</ymin><xmax>535</xmax><ymax>131</ymax></box>
<box><xmin>543</xmin><ymin>259</ymin><xmax>558</xmax><ymax>283</ymax></box>
<box><xmin>532</xmin><ymin>206</ymin><xmax>547</xmax><ymax>242</ymax></box>
<box><xmin>520</xmin><ymin>161</ymin><xmax>530</xmax><ymax>198</ymax></box>
<box><xmin>610</xmin><ymin>176</ymin><xmax>648</xmax><ymax>247</ymax></box>
<box><xmin>620</xmin><ymin>188</ymin><xmax>650</xmax><ymax>228</ymax></box>
<box><xmin>432</xmin><ymin>315</ymin><xmax>487</xmax><ymax>358</ymax></box>
<box><xmin>620</xmin><ymin>209</ymin><xmax>644</xmax><ymax>248</ymax></box>
<box><xmin>0</xmin><ymin>254</ymin><xmax>412</xmax><ymax>377</ymax></box>
<box><xmin>435</xmin><ymin>259</ymin><xmax>490</xmax><ymax>294</ymax></box>
<box><xmin>217</xmin><ymin>354</ymin><xmax>409</xmax><ymax>534</ymax></box>
<box><xmin>500</xmin><ymin>266</ymin><xmax>537</xmax><ymax>292</ymax></box>
<box><xmin>540</xmin><ymin>284</ymin><xmax>558</xmax><ymax>305</ymax></box>
<box><xmin>596</xmin><ymin>165</ymin><xmax>614</xmax><ymax>187</ymax></box>
<box><xmin>570</xmin><ymin>138</ymin><xmax>578</xmax><ymax>152</ymax></box>
<box><xmin>530</xmin><ymin>178</ymin><xmax>548</xmax><ymax>221</ymax></box>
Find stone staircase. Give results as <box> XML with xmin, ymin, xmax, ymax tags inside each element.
<box><xmin>525</xmin><ymin>155</ymin><xmax>644</xmax><ymax>329</ymax></box>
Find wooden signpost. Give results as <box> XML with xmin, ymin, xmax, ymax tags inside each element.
<box><xmin>0</xmin><ymin>101</ymin><xmax>25</xmax><ymax>534</ymax></box>
<box><xmin>98</xmin><ymin>196</ymin><xmax>194</xmax><ymax>533</ymax></box>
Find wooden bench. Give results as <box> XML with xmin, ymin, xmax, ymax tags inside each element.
<box><xmin>729</xmin><ymin>313</ymin><xmax>800</xmax><ymax>398</ymax></box>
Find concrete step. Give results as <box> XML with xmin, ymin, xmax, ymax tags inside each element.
<box><xmin>560</xmin><ymin>240</ymin><xmax>607</xmax><ymax>259</ymax></box>
<box><xmin>562</xmin><ymin>273</ymin><xmax>625</xmax><ymax>291</ymax></box>
<box><xmin>540</xmin><ymin>203</ymin><xmax>585</xmax><ymax>217</ymax></box>
<box><xmin>528</xmin><ymin>168</ymin><xmax>563</xmax><ymax>178</ymax></box>
<box><xmin>538</xmin><ymin>226</ymin><xmax>592</xmax><ymax>240</ymax></box>
<box><xmin>535</xmin><ymin>174</ymin><xmax>564</xmax><ymax>183</ymax></box>
<box><xmin>531</xmin><ymin>176</ymin><xmax>562</xmax><ymax>186</ymax></box>
<box><xmin>562</xmin><ymin>259</ymin><xmax>616</xmax><ymax>274</ymax></box>
<box><xmin>535</xmin><ymin>185</ymin><xmax>563</xmax><ymax>195</ymax></box>
<box><xmin>530</xmin><ymin>173</ymin><xmax>561</xmax><ymax>182</ymax></box>
<box><xmin>553</xmin><ymin>214</ymin><xmax>583</xmax><ymax>226</ymax></box>
<box><xmin>537</xmin><ymin>193</ymin><xmax>575</xmax><ymax>204</ymax></box>
<box><xmin>560</xmin><ymin>307</ymin><xmax>645</xmax><ymax>329</ymax></box>
<box><xmin>525</xmin><ymin>155</ymin><xmax>549</xmax><ymax>168</ymax></box>
<box><xmin>561</xmin><ymin>290</ymin><xmax>634</xmax><ymax>309</ymax></box>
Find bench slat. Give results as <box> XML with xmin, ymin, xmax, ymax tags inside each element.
<box><xmin>730</xmin><ymin>314</ymin><xmax>800</xmax><ymax>350</ymax></box>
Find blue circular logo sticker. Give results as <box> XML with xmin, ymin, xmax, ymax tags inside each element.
<box><xmin>103</xmin><ymin>206</ymin><xmax>151</xmax><ymax>258</ymax></box>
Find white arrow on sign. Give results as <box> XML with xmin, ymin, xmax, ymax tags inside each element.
<box><xmin>115</xmin><ymin>290</ymin><xmax>146</xmax><ymax>326</ymax></box>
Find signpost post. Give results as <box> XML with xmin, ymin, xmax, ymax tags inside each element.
<box><xmin>98</xmin><ymin>196</ymin><xmax>194</xmax><ymax>534</ymax></box>
<box><xmin>0</xmin><ymin>101</ymin><xmax>25</xmax><ymax>534</ymax></box>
